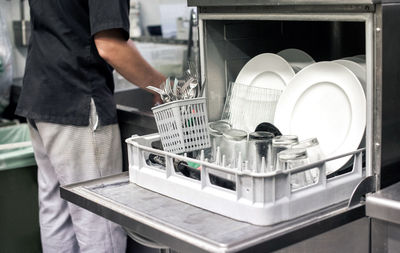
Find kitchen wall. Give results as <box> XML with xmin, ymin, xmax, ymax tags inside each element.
<box><xmin>0</xmin><ymin>0</ymin><xmax>190</xmax><ymax>80</ymax></box>
<box><xmin>0</xmin><ymin>0</ymin><xmax>29</xmax><ymax>79</ymax></box>
<box><xmin>138</xmin><ymin>0</ymin><xmax>190</xmax><ymax>37</ymax></box>
<box><xmin>137</xmin><ymin>0</ymin><xmax>162</xmax><ymax>29</ymax></box>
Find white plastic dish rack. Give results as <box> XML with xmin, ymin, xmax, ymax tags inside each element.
<box><xmin>127</xmin><ymin>133</ymin><xmax>365</xmax><ymax>226</ymax></box>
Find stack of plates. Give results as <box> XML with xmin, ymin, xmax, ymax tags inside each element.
<box><xmin>228</xmin><ymin>50</ymin><xmax>367</xmax><ymax>174</ymax></box>
<box><xmin>333</xmin><ymin>58</ymin><xmax>366</xmax><ymax>92</ymax></box>
<box><xmin>273</xmin><ymin>61</ymin><xmax>366</xmax><ymax>174</ymax></box>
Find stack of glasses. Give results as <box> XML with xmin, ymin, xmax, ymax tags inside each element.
<box><xmin>207</xmin><ymin>121</ymin><xmax>324</xmax><ymax>190</ymax></box>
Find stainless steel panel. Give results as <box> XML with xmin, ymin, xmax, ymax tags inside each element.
<box><xmin>274</xmin><ymin>218</ymin><xmax>370</xmax><ymax>253</ymax></box>
<box><xmin>197</xmin><ymin>6</ymin><xmax>376</xmax><ymax>16</ymax></box>
<box><xmin>374</xmin><ymin>5</ymin><xmax>383</xmax><ymax>189</ymax></box>
<box><xmin>387</xmin><ymin>224</ymin><xmax>400</xmax><ymax>253</ymax></box>
<box><xmin>61</xmin><ymin>173</ymin><xmax>365</xmax><ymax>253</ymax></box>
<box><xmin>366</xmin><ymin>181</ymin><xmax>400</xmax><ymax>225</ymax></box>
<box><xmin>380</xmin><ymin>3</ymin><xmax>400</xmax><ymax>170</ymax></box>
<box><xmin>188</xmin><ymin>0</ymin><xmax>399</xmax><ymax>7</ymax></box>
<box><xmin>203</xmin><ymin>22</ymin><xmax>226</xmax><ymax>120</ymax></box>
<box><xmin>368</xmin><ymin>2</ymin><xmax>400</xmax><ymax>189</ymax></box>
<box><xmin>200</xmin><ymin>12</ymin><xmax>374</xmax><ymax>21</ymax></box>
<box><xmin>371</xmin><ymin>218</ymin><xmax>400</xmax><ymax>253</ymax></box>
<box><xmin>371</xmin><ymin>218</ymin><xmax>389</xmax><ymax>253</ymax></box>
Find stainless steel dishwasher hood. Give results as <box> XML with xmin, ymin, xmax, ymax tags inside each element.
<box><xmin>188</xmin><ymin>0</ymin><xmax>400</xmax><ymax>6</ymax></box>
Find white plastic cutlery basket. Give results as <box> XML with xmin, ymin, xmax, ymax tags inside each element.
<box><xmin>127</xmin><ymin>134</ymin><xmax>365</xmax><ymax>226</ymax></box>
<box><xmin>152</xmin><ymin>97</ymin><xmax>211</xmax><ymax>154</ymax></box>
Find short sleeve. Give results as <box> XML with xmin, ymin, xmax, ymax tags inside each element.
<box><xmin>88</xmin><ymin>0</ymin><xmax>130</xmax><ymax>40</ymax></box>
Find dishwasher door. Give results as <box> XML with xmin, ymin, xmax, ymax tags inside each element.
<box><xmin>60</xmin><ymin>172</ymin><xmax>368</xmax><ymax>253</ymax></box>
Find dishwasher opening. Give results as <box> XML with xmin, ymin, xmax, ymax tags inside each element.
<box><xmin>203</xmin><ymin>19</ymin><xmax>366</xmax><ymax>120</ymax></box>
<box><xmin>202</xmin><ymin>18</ymin><xmax>368</xmax><ymax>175</ymax></box>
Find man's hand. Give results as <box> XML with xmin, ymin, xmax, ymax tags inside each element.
<box><xmin>152</xmin><ymin>94</ymin><xmax>163</xmax><ymax>106</ymax></box>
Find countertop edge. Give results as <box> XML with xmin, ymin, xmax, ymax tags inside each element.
<box><xmin>366</xmin><ymin>181</ymin><xmax>400</xmax><ymax>225</ymax></box>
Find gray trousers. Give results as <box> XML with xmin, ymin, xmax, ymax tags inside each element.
<box><xmin>28</xmin><ymin>101</ymin><xmax>127</xmax><ymax>253</ymax></box>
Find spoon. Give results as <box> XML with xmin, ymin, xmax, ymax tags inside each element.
<box><xmin>187</xmin><ymin>80</ymin><xmax>198</xmax><ymax>99</ymax></box>
<box><xmin>164</xmin><ymin>77</ymin><xmax>176</xmax><ymax>101</ymax></box>
<box><xmin>172</xmin><ymin>78</ymin><xmax>179</xmax><ymax>98</ymax></box>
<box><xmin>180</xmin><ymin>77</ymin><xmax>195</xmax><ymax>99</ymax></box>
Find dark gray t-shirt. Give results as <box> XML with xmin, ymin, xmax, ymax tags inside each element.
<box><xmin>16</xmin><ymin>0</ymin><xmax>130</xmax><ymax>126</ymax></box>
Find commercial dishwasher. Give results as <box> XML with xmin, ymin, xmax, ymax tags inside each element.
<box><xmin>61</xmin><ymin>1</ymin><xmax>400</xmax><ymax>252</ymax></box>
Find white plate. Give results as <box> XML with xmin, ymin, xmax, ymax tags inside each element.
<box><xmin>353</xmin><ymin>54</ymin><xmax>366</xmax><ymax>61</ymax></box>
<box><xmin>277</xmin><ymin>48</ymin><xmax>315</xmax><ymax>73</ymax></box>
<box><xmin>342</xmin><ymin>55</ymin><xmax>366</xmax><ymax>69</ymax></box>
<box><xmin>333</xmin><ymin>59</ymin><xmax>366</xmax><ymax>92</ymax></box>
<box><xmin>235</xmin><ymin>53</ymin><xmax>295</xmax><ymax>90</ymax></box>
<box><xmin>274</xmin><ymin>62</ymin><xmax>366</xmax><ymax>174</ymax></box>
<box><xmin>231</xmin><ymin>53</ymin><xmax>294</xmax><ymax>131</ymax></box>
<box><xmin>333</xmin><ymin>59</ymin><xmax>367</xmax><ymax>161</ymax></box>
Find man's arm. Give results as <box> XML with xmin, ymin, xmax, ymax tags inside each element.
<box><xmin>94</xmin><ymin>29</ymin><xmax>166</xmax><ymax>90</ymax></box>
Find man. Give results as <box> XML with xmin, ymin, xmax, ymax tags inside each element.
<box><xmin>16</xmin><ymin>1</ymin><xmax>165</xmax><ymax>252</ymax></box>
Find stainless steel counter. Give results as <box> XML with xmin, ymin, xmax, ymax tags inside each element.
<box><xmin>61</xmin><ymin>172</ymin><xmax>365</xmax><ymax>253</ymax></box>
<box><xmin>367</xmin><ymin>182</ymin><xmax>400</xmax><ymax>252</ymax></box>
<box><xmin>366</xmin><ymin>181</ymin><xmax>400</xmax><ymax>225</ymax></box>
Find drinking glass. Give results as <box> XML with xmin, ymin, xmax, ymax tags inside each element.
<box><xmin>208</xmin><ymin>120</ymin><xmax>232</xmax><ymax>161</ymax></box>
<box><xmin>271</xmin><ymin>135</ymin><xmax>298</xmax><ymax>171</ymax></box>
<box><xmin>247</xmin><ymin>131</ymin><xmax>274</xmax><ymax>172</ymax></box>
<box><xmin>278</xmin><ymin>148</ymin><xmax>309</xmax><ymax>190</ymax></box>
<box><xmin>291</xmin><ymin>138</ymin><xmax>323</xmax><ymax>184</ymax></box>
<box><xmin>220</xmin><ymin>129</ymin><xmax>248</xmax><ymax>168</ymax></box>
